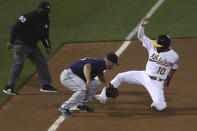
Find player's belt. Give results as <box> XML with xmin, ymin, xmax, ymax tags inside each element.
<box><xmin>149</xmin><ymin>76</ymin><xmax>163</xmax><ymax>81</ymax></box>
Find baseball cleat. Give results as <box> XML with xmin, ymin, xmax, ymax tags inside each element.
<box><xmin>151</xmin><ymin>103</ymin><xmax>166</xmax><ymax>112</ymax></box>
<box><xmin>59</xmin><ymin>107</ymin><xmax>72</xmax><ymax>117</ymax></box>
<box><xmin>40</xmin><ymin>84</ymin><xmax>58</xmax><ymax>92</ymax></box>
<box><xmin>77</xmin><ymin>105</ymin><xmax>94</xmax><ymax>112</ymax></box>
<box><xmin>94</xmin><ymin>94</ymin><xmax>107</xmax><ymax>104</ymax></box>
<box><xmin>3</xmin><ymin>85</ymin><xmax>17</xmax><ymax>95</ymax></box>
<box><xmin>151</xmin><ymin>103</ymin><xmax>155</xmax><ymax>108</ymax></box>
<box><xmin>69</xmin><ymin>106</ymin><xmax>83</xmax><ymax>112</ymax></box>
<box><xmin>150</xmin><ymin>103</ymin><xmax>158</xmax><ymax>111</ymax></box>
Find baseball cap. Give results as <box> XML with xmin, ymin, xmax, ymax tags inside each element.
<box><xmin>38</xmin><ymin>1</ymin><xmax>51</xmax><ymax>12</ymax></box>
<box><xmin>105</xmin><ymin>53</ymin><xmax>119</xmax><ymax>65</ymax></box>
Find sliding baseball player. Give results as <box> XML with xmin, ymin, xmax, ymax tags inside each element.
<box><xmin>95</xmin><ymin>18</ymin><xmax>179</xmax><ymax>111</ymax></box>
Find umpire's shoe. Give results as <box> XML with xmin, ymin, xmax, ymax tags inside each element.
<box><xmin>3</xmin><ymin>85</ymin><xmax>17</xmax><ymax>95</ymax></box>
<box><xmin>77</xmin><ymin>105</ymin><xmax>94</xmax><ymax>112</ymax></box>
<box><xmin>40</xmin><ymin>84</ymin><xmax>58</xmax><ymax>93</ymax></box>
<box><xmin>59</xmin><ymin>107</ymin><xmax>72</xmax><ymax>117</ymax></box>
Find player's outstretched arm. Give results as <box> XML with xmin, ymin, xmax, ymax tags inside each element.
<box><xmin>138</xmin><ymin>18</ymin><xmax>150</xmax><ymax>40</ymax></box>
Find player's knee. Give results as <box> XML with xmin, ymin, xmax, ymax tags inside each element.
<box><xmin>155</xmin><ymin>106</ymin><xmax>166</xmax><ymax>112</ymax></box>
<box><xmin>79</xmin><ymin>90</ymin><xmax>87</xmax><ymax>96</ymax></box>
<box><xmin>93</xmin><ymin>80</ymin><xmax>100</xmax><ymax>88</ymax></box>
<box><xmin>72</xmin><ymin>90</ymin><xmax>87</xmax><ymax>101</ymax></box>
<box><xmin>154</xmin><ymin>102</ymin><xmax>167</xmax><ymax>112</ymax></box>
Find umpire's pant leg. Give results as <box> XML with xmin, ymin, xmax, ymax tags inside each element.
<box><xmin>28</xmin><ymin>48</ymin><xmax>52</xmax><ymax>86</ymax></box>
<box><xmin>7</xmin><ymin>47</ymin><xmax>28</xmax><ymax>86</ymax></box>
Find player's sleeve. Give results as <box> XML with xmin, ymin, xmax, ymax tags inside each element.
<box><xmin>172</xmin><ymin>54</ymin><xmax>179</xmax><ymax>69</ymax></box>
<box><xmin>89</xmin><ymin>59</ymin><xmax>103</xmax><ymax>72</ymax></box>
<box><xmin>89</xmin><ymin>59</ymin><xmax>98</xmax><ymax>69</ymax></box>
<box><xmin>10</xmin><ymin>15</ymin><xmax>29</xmax><ymax>43</ymax></box>
<box><xmin>137</xmin><ymin>25</ymin><xmax>153</xmax><ymax>51</ymax></box>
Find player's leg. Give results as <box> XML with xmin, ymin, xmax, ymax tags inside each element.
<box><xmin>60</xmin><ymin>69</ymin><xmax>87</xmax><ymax>91</ymax></box>
<box><xmin>80</xmin><ymin>79</ymin><xmax>100</xmax><ymax>105</ymax></box>
<box><xmin>59</xmin><ymin>69</ymin><xmax>87</xmax><ymax>116</ymax></box>
<box><xmin>77</xmin><ymin>79</ymin><xmax>100</xmax><ymax>112</ymax></box>
<box><xmin>145</xmin><ymin>81</ymin><xmax>167</xmax><ymax>111</ymax></box>
<box><xmin>96</xmin><ymin>71</ymin><xmax>143</xmax><ymax>103</ymax></box>
<box><xmin>111</xmin><ymin>70</ymin><xmax>143</xmax><ymax>87</ymax></box>
<box><xmin>61</xmin><ymin>90</ymin><xmax>86</xmax><ymax>109</ymax></box>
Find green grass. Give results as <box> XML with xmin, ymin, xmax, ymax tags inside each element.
<box><xmin>142</xmin><ymin>0</ymin><xmax>197</xmax><ymax>39</ymax></box>
<box><xmin>0</xmin><ymin>0</ymin><xmax>197</xmax><ymax>107</ymax></box>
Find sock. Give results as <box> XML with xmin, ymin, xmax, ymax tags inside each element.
<box><xmin>100</xmin><ymin>87</ymin><xmax>108</xmax><ymax>99</ymax></box>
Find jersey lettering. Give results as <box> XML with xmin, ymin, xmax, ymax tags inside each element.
<box><xmin>19</xmin><ymin>16</ymin><xmax>27</xmax><ymax>23</ymax></box>
<box><xmin>149</xmin><ymin>53</ymin><xmax>172</xmax><ymax>66</ymax></box>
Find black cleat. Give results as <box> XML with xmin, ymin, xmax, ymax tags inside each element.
<box><xmin>59</xmin><ymin>107</ymin><xmax>72</xmax><ymax>117</ymax></box>
<box><xmin>3</xmin><ymin>85</ymin><xmax>17</xmax><ymax>95</ymax></box>
<box><xmin>77</xmin><ymin>105</ymin><xmax>94</xmax><ymax>112</ymax></box>
<box><xmin>40</xmin><ymin>84</ymin><xmax>58</xmax><ymax>93</ymax></box>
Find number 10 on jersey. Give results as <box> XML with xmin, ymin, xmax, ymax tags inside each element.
<box><xmin>157</xmin><ymin>67</ymin><xmax>166</xmax><ymax>75</ymax></box>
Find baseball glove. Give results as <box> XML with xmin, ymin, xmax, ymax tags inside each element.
<box><xmin>106</xmin><ymin>83</ymin><xmax>119</xmax><ymax>98</ymax></box>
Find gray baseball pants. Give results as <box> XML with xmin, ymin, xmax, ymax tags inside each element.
<box><xmin>7</xmin><ymin>40</ymin><xmax>52</xmax><ymax>87</ymax></box>
<box><xmin>60</xmin><ymin>68</ymin><xmax>100</xmax><ymax>109</ymax></box>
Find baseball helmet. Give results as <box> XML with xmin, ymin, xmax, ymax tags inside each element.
<box><xmin>152</xmin><ymin>35</ymin><xmax>171</xmax><ymax>48</ymax></box>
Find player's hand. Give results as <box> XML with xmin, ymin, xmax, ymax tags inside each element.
<box><xmin>86</xmin><ymin>80</ymin><xmax>91</xmax><ymax>89</ymax></box>
<box><xmin>45</xmin><ymin>47</ymin><xmax>51</xmax><ymax>54</ymax></box>
<box><xmin>141</xmin><ymin>18</ymin><xmax>150</xmax><ymax>26</ymax></box>
<box><xmin>8</xmin><ymin>42</ymin><xmax>14</xmax><ymax>49</ymax></box>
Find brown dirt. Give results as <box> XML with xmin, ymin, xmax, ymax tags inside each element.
<box><xmin>0</xmin><ymin>39</ymin><xmax>197</xmax><ymax>131</ymax></box>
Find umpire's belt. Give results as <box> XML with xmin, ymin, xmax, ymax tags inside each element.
<box><xmin>149</xmin><ymin>76</ymin><xmax>163</xmax><ymax>81</ymax></box>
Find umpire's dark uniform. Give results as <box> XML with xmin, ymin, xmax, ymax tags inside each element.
<box><xmin>3</xmin><ymin>1</ymin><xmax>58</xmax><ymax>95</ymax></box>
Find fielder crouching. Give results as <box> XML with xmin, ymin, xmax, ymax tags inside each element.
<box><xmin>59</xmin><ymin>53</ymin><xmax>119</xmax><ymax>117</ymax></box>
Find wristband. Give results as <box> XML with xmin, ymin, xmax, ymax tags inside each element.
<box><xmin>166</xmin><ymin>75</ymin><xmax>172</xmax><ymax>86</ymax></box>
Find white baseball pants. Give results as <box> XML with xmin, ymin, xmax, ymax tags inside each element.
<box><xmin>102</xmin><ymin>70</ymin><xmax>167</xmax><ymax>111</ymax></box>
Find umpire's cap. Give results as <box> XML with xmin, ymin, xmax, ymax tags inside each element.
<box><xmin>39</xmin><ymin>1</ymin><xmax>51</xmax><ymax>13</ymax></box>
<box><xmin>105</xmin><ymin>53</ymin><xmax>119</xmax><ymax>65</ymax></box>
<box><xmin>152</xmin><ymin>35</ymin><xmax>171</xmax><ymax>48</ymax></box>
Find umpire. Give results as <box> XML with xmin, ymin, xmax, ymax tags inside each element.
<box><xmin>3</xmin><ymin>1</ymin><xmax>58</xmax><ymax>95</ymax></box>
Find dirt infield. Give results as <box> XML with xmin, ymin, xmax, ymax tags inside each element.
<box><xmin>0</xmin><ymin>38</ymin><xmax>197</xmax><ymax>131</ymax></box>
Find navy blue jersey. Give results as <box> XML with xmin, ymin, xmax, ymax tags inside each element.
<box><xmin>68</xmin><ymin>58</ymin><xmax>106</xmax><ymax>81</ymax></box>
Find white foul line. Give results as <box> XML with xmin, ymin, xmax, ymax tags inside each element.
<box><xmin>48</xmin><ymin>0</ymin><xmax>164</xmax><ymax>130</ymax></box>
<box><xmin>48</xmin><ymin>115</ymin><xmax>65</xmax><ymax>131</ymax></box>
<box><xmin>116</xmin><ymin>0</ymin><xmax>164</xmax><ymax>56</ymax></box>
